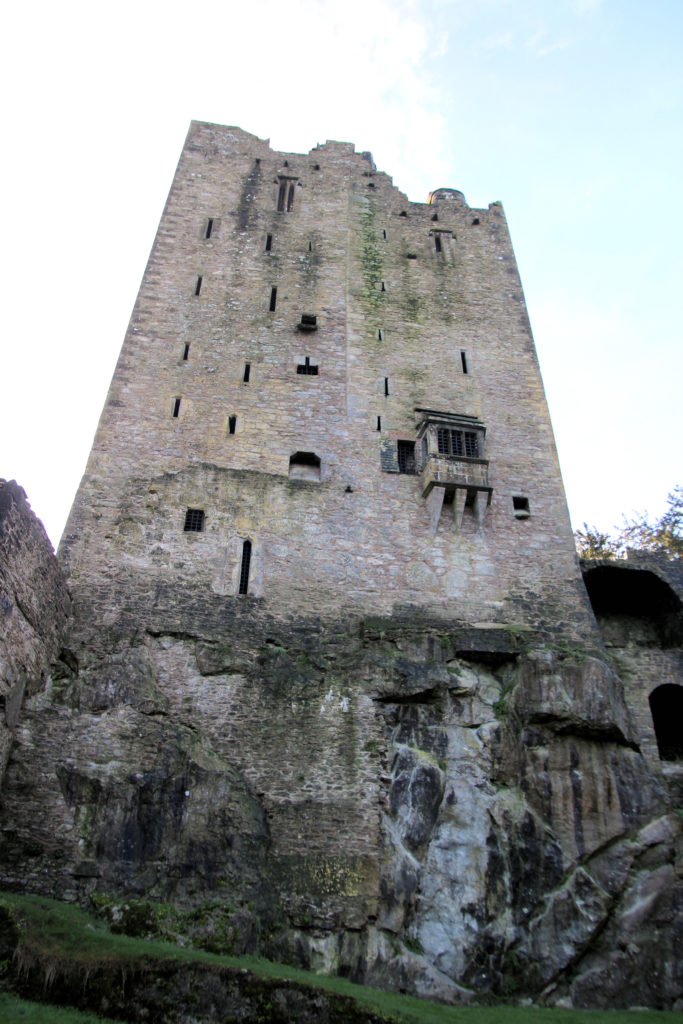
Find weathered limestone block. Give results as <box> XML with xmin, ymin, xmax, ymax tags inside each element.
<box><xmin>512</xmin><ymin>649</ymin><xmax>636</xmax><ymax>744</ymax></box>
<box><xmin>0</xmin><ymin>480</ymin><xmax>70</xmax><ymax>783</ymax></box>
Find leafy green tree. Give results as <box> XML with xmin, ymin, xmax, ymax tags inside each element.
<box><xmin>575</xmin><ymin>486</ymin><xmax>682</xmax><ymax>560</ymax></box>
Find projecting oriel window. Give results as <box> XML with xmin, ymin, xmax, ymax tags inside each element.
<box><xmin>184</xmin><ymin>508</ymin><xmax>205</xmax><ymax>532</ymax></box>
<box><xmin>437</xmin><ymin>428</ymin><xmax>479</xmax><ymax>458</ymax></box>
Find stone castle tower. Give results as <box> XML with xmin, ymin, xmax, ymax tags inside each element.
<box><xmin>60</xmin><ymin>121</ymin><xmax>594</xmax><ymax>638</ymax></box>
<box><xmin>2</xmin><ymin>123</ymin><xmax>680</xmax><ymax>1010</ymax></box>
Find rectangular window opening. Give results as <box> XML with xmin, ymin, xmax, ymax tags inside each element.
<box><xmin>384</xmin><ymin>377</ymin><xmax>389</xmax><ymax>396</ymax></box>
<box><xmin>269</xmin><ymin>287</ymin><xmax>277</xmax><ymax>311</ymax></box>
<box><xmin>461</xmin><ymin>350</ymin><xmax>468</xmax><ymax>374</ymax></box>
<box><xmin>382</xmin><ymin>230</ymin><xmax>387</xmax><ymax>240</ymax></box>
<box><xmin>277</xmin><ymin>183</ymin><xmax>286</xmax><ymax>212</ymax></box>
<box><xmin>297</xmin><ymin>356</ymin><xmax>319</xmax><ymax>375</ymax></box>
<box><xmin>376</xmin><ymin>416</ymin><xmax>381</xmax><ymax>431</ymax></box>
<box><xmin>172</xmin><ymin>397</ymin><xmax>181</xmax><ymax>418</ymax></box>
<box><xmin>434</xmin><ymin>235</ymin><xmax>442</xmax><ymax>253</ymax></box>
<box><xmin>205</xmin><ymin>218</ymin><xmax>213</xmax><ymax>239</ymax></box>
<box><xmin>381</xmin><ymin>281</ymin><xmax>386</xmax><ymax>291</ymax></box>
<box><xmin>287</xmin><ymin>184</ymin><xmax>295</xmax><ymax>212</ymax></box>
<box><xmin>513</xmin><ymin>496</ymin><xmax>530</xmax><ymax>518</ymax></box>
<box><xmin>437</xmin><ymin>428</ymin><xmax>479</xmax><ymax>458</ymax></box>
<box><xmin>182</xmin><ymin>345</ymin><xmax>190</xmax><ymax>362</ymax></box>
<box><xmin>228</xmin><ymin>415</ymin><xmax>237</xmax><ymax>435</ymax></box>
<box><xmin>265</xmin><ymin>234</ymin><xmax>273</xmax><ymax>251</ymax></box>
<box><xmin>243</xmin><ymin>363</ymin><xmax>251</xmax><ymax>383</ymax></box>
<box><xmin>377</xmin><ymin>328</ymin><xmax>383</xmax><ymax>341</ymax></box>
<box><xmin>194</xmin><ymin>276</ymin><xmax>203</xmax><ymax>296</ymax></box>
<box><xmin>238</xmin><ymin>540</ymin><xmax>252</xmax><ymax>595</ymax></box>
<box><xmin>184</xmin><ymin>508</ymin><xmax>205</xmax><ymax>532</ymax></box>
<box><xmin>397</xmin><ymin>440</ymin><xmax>416</xmax><ymax>475</ymax></box>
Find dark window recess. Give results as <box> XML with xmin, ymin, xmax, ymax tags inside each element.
<box><xmin>421</xmin><ymin>437</ymin><xmax>428</xmax><ymax>465</ymax></box>
<box><xmin>472</xmin><ymin>218</ymin><xmax>480</xmax><ymax>225</ymax></box>
<box><xmin>277</xmin><ymin>182</ymin><xmax>286</xmax><ymax>211</ymax></box>
<box><xmin>204</xmin><ymin>218</ymin><xmax>214</xmax><ymax>239</ymax></box>
<box><xmin>376</xmin><ymin>416</ymin><xmax>381</xmax><ymax>431</ymax></box>
<box><xmin>434</xmin><ymin>235</ymin><xmax>442</xmax><ymax>253</ymax></box>
<box><xmin>397</xmin><ymin>440</ymin><xmax>416</xmax><ymax>474</ymax></box>
<box><xmin>265</xmin><ymin>234</ymin><xmax>273</xmax><ymax>251</ymax></box>
<box><xmin>381</xmin><ymin>281</ymin><xmax>386</xmax><ymax>292</ymax></box>
<box><xmin>382</xmin><ymin>229</ymin><xmax>387</xmax><ymax>240</ymax></box>
<box><xmin>461</xmin><ymin>350</ymin><xmax>468</xmax><ymax>374</ymax></box>
<box><xmin>297</xmin><ymin>356</ymin><xmax>318</xmax><ymax>375</ymax></box>
<box><xmin>431</xmin><ymin>213</ymin><xmax>438</xmax><ymax>221</ymax></box>
<box><xmin>269</xmin><ymin>287</ymin><xmax>277</xmax><ymax>311</ymax></box>
<box><xmin>649</xmin><ymin>685</ymin><xmax>683</xmax><ymax>761</ymax></box>
<box><xmin>308</xmin><ymin>241</ymin><xmax>312</xmax><ymax>251</ymax></box>
<box><xmin>228</xmin><ymin>415</ymin><xmax>237</xmax><ymax>435</ymax></box>
<box><xmin>399</xmin><ymin>210</ymin><xmax>408</xmax><ymax>217</ymax></box>
<box><xmin>313</xmin><ymin>163</ymin><xmax>320</xmax><ymax>170</ymax></box>
<box><xmin>287</xmin><ymin>184</ymin><xmax>295</xmax><ymax>212</ymax></box>
<box><xmin>297</xmin><ymin>313</ymin><xmax>317</xmax><ymax>332</ymax></box>
<box><xmin>437</xmin><ymin>428</ymin><xmax>479</xmax><ymax>458</ymax></box>
<box><xmin>172</xmin><ymin>397</ymin><xmax>181</xmax><ymax>418</ymax></box>
<box><xmin>377</xmin><ymin>328</ymin><xmax>383</xmax><ymax>341</ymax></box>
<box><xmin>182</xmin><ymin>344</ymin><xmax>190</xmax><ymax>361</ymax></box>
<box><xmin>194</xmin><ymin>276</ymin><xmax>203</xmax><ymax>295</ymax></box>
<box><xmin>513</xmin><ymin>496</ymin><xmax>530</xmax><ymax>518</ymax></box>
<box><xmin>384</xmin><ymin>377</ymin><xmax>389</xmax><ymax>396</ymax></box>
<box><xmin>283</xmin><ymin>160</ymin><xmax>289</xmax><ymax>167</ymax></box>
<box><xmin>406</xmin><ymin>253</ymin><xmax>417</xmax><ymax>259</ymax></box>
<box><xmin>238</xmin><ymin>540</ymin><xmax>252</xmax><ymax>595</ymax></box>
<box><xmin>243</xmin><ymin>363</ymin><xmax>251</xmax><ymax>383</ymax></box>
<box><xmin>184</xmin><ymin>508</ymin><xmax>205</xmax><ymax>532</ymax></box>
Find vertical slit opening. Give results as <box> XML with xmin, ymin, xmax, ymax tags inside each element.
<box><xmin>228</xmin><ymin>415</ymin><xmax>237</xmax><ymax>435</ymax></box>
<box><xmin>376</xmin><ymin>416</ymin><xmax>381</xmax><ymax>431</ymax></box>
<box><xmin>265</xmin><ymin>234</ymin><xmax>273</xmax><ymax>251</ymax></box>
<box><xmin>461</xmin><ymin>350</ymin><xmax>468</xmax><ymax>374</ymax></box>
<box><xmin>243</xmin><ymin>363</ymin><xmax>251</xmax><ymax>383</ymax></box>
<box><xmin>239</xmin><ymin>540</ymin><xmax>252</xmax><ymax>595</ymax></box>
<box><xmin>194</xmin><ymin>276</ymin><xmax>202</xmax><ymax>295</ymax></box>
<box><xmin>205</xmin><ymin>218</ymin><xmax>213</xmax><ymax>239</ymax></box>
<box><xmin>182</xmin><ymin>344</ymin><xmax>190</xmax><ymax>361</ymax></box>
<box><xmin>277</xmin><ymin>183</ymin><xmax>286</xmax><ymax>211</ymax></box>
<box><xmin>172</xmin><ymin>397</ymin><xmax>181</xmax><ymax>418</ymax></box>
<box><xmin>269</xmin><ymin>287</ymin><xmax>277</xmax><ymax>311</ymax></box>
<box><xmin>384</xmin><ymin>377</ymin><xmax>389</xmax><ymax>396</ymax></box>
<box><xmin>381</xmin><ymin>281</ymin><xmax>386</xmax><ymax>292</ymax></box>
<box><xmin>377</xmin><ymin>328</ymin><xmax>383</xmax><ymax>341</ymax></box>
<box><xmin>287</xmin><ymin>184</ymin><xmax>295</xmax><ymax>211</ymax></box>
<box><xmin>434</xmin><ymin>235</ymin><xmax>442</xmax><ymax>253</ymax></box>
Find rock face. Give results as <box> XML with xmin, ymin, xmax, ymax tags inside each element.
<box><xmin>0</xmin><ymin>497</ymin><xmax>680</xmax><ymax>1010</ymax></box>
<box><xmin>0</xmin><ymin>480</ymin><xmax>70</xmax><ymax>785</ymax></box>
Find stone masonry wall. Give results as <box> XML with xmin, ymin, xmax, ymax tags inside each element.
<box><xmin>59</xmin><ymin>122</ymin><xmax>598</xmax><ymax>644</ymax></box>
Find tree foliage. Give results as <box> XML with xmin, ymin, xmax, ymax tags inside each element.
<box><xmin>575</xmin><ymin>486</ymin><xmax>683</xmax><ymax>560</ymax></box>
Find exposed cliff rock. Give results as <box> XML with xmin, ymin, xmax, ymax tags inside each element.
<box><xmin>0</xmin><ymin>490</ymin><xmax>681</xmax><ymax>1009</ymax></box>
<box><xmin>0</xmin><ymin>480</ymin><xmax>70</xmax><ymax>784</ymax></box>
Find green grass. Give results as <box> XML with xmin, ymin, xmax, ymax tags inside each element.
<box><xmin>0</xmin><ymin>992</ymin><xmax>122</xmax><ymax>1023</ymax></box>
<box><xmin>1</xmin><ymin>891</ymin><xmax>680</xmax><ymax>1024</ymax></box>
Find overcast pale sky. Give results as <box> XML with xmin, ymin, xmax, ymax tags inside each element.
<box><xmin>2</xmin><ymin>0</ymin><xmax>681</xmax><ymax>547</ymax></box>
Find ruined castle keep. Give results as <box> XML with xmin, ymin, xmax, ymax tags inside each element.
<box><xmin>1</xmin><ymin>123</ymin><xmax>681</xmax><ymax>1009</ymax></box>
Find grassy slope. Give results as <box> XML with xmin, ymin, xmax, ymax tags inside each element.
<box><xmin>0</xmin><ymin>891</ymin><xmax>678</xmax><ymax>1024</ymax></box>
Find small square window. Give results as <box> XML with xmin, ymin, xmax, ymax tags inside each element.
<box><xmin>184</xmin><ymin>509</ymin><xmax>205</xmax><ymax>532</ymax></box>
<box><xmin>513</xmin><ymin>496</ymin><xmax>530</xmax><ymax>519</ymax></box>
